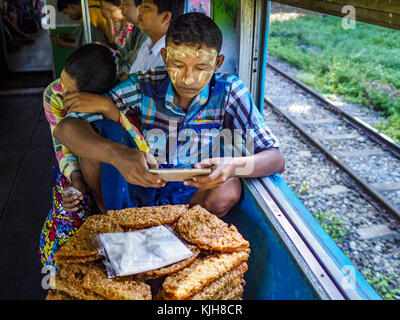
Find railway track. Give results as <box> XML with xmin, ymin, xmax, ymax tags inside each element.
<box><xmin>265</xmin><ymin>62</ymin><xmax>400</xmax><ymax>219</ymax></box>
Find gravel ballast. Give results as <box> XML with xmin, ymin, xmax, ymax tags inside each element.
<box><xmin>263</xmin><ymin>56</ymin><xmax>400</xmax><ymax>299</ymax></box>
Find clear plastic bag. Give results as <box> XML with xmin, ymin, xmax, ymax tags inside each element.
<box><xmin>63</xmin><ymin>186</ymin><xmax>82</xmax><ymax>197</ymax></box>
<box><xmin>97</xmin><ymin>225</ymin><xmax>194</xmax><ymax>278</ymax></box>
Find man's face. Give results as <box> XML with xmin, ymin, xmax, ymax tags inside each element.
<box><xmin>62</xmin><ymin>4</ymin><xmax>81</xmax><ymax>21</ymax></box>
<box><xmin>162</xmin><ymin>42</ymin><xmax>224</xmax><ymax>100</ymax></box>
<box><xmin>138</xmin><ymin>0</ymin><xmax>164</xmax><ymax>35</ymax></box>
<box><xmin>120</xmin><ymin>0</ymin><xmax>140</xmax><ymax>25</ymax></box>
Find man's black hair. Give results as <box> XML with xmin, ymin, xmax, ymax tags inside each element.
<box><xmin>134</xmin><ymin>0</ymin><xmax>142</xmax><ymax>7</ymax></box>
<box><xmin>102</xmin><ymin>0</ymin><xmax>121</xmax><ymax>6</ymax></box>
<box><xmin>152</xmin><ymin>0</ymin><xmax>185</xmax><ymax>22</ymax></box>
<box><xmin>166</xmin><ymin>12</ymin><xmax>223</xmax><ymax>53</ymax></box>
<box><xmin>57</xmin><ymin>0</ymin><xmax>80</xmax><ymax>12</ymax></box>
<box><xmin>64</xmin><ymin>43</ymin><xmax>118</xmax><ymax>94</ymax></box>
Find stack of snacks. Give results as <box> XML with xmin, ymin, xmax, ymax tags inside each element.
<box><xmin>158</xmin><ymin>205</ymin><xmax>250</xmax><ymax>300</ymax></box>
<box><xmin>46</xmin><ymin>205</ymin><xmax>250</xmax><ymax>300</ymax></box>
<box><xmin>53</xmin><ymin>215</ymin><xmax>124</xmax><ymax>265</ymax></box>
<box><xmin>50</xmin><ymin>262</ymin><xmax>152</xmax><ymax>300</ymax></box>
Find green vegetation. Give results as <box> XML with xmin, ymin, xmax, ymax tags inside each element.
<box><xmin>268</xmin><ymin>14</ymin><xmax>400</xmax><ymax>143</ymax></box>
<box><xmin>362</xmin><ymin>270</ymin><xmax>400</xmax><ymax>300</ymax></box>
<box><xmin>313</xmin><ymin>210</ymin><xmax>348</xmax><ymax>242</ymax></box>
<box><xmin>297</xmin><ymin>180</ymin><xmax>310</xmax><ymax>194</ymax></box>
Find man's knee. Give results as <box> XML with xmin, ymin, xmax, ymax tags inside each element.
<box><xmin>204</xmin><ymin>178</ymin><xmax>242</xmax><ymax>218</ymax></box>
<box><xmin>54</xmin><ymin>117</ymin><xmax>85</xmax><ymax>141</ymax></box>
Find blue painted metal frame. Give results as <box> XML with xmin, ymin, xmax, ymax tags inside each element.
<box><xmin>225</xmin><ymin>175</ymin><xmax>381</xmax><ymax>299</ymax></box>
<box><xmin>225</xmin><ymin>182</ymin><xmax>320</xmax><ymax>299</ymax></box>
<box><xmin>185</xmin><ymin>0</ymin><xmax>191</xmax><ymax>13</ymax></box>
<box><xmin>256</xmin><ymin>1</ymin><xmax>271</xmax><ymax>113</ymax></box>
<box><xmin>268</xmin><ymin>174</ymin><xmax>381</xmax><ymax>300</ymax></box>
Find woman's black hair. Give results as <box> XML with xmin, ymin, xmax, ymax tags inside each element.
<box><xmin>57</xmin><ymin>0</ymin><xmax>80</xmax><ymax>12</ymax></box>
<box><xmin>64</xmin><ymin>43</ymin><xmax>118</xmax><ymax>94</ymax></box>
<box><xmin>166</xmin><ymin>12</ymin><xmax>223</xmax><ymax>53</ymax></box>
<box><xmin>101</xmin><ymin>0</ymin><xmax>121</xmax><ymax>7</ymax></box>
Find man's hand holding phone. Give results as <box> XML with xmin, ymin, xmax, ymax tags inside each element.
<box><xmin>183</xmin><ymin>157</ymin><xmax>243</xmax><ymax>190</ymax></box>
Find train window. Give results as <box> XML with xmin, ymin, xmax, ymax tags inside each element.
<box><xmin>184</xmin><ymin>0</ymin><xmax>270</xmax><ymax>106</ymax></box>
<box><xmin>198</xmin><ymin>0</ymin><xmax>238</xmax><ymax>75</ymax></box>
<box><xmin>188</xmin><ymin>0</ymin><xmax>212</xmax><ymax>17</ymax></box>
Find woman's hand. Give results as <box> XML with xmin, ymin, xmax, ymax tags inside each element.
<box><xmin>64</xmin><ymin>92</ymin><xmax>111</xmax><ymax>114</ymax></box>
<box><xmin>101</xmin><ymin>7</ymin><xmax>114</xmax><ymax>21</ymax></box>
<box><xmin>184</xmin><ymin>157</ymin><xmax>242</xmax><ymax>190</ymax></box>
<box><xmin>64</xmin><ymin>92</ymin><xmax>120</xmax><ymax>121</ymax></box>
<box><xmin>62</xmin><ymin>171</ymin><xmax>87</xmax><ymax>212</ymax></box>
<box><xmin>50</xmin><ymin>34</ymin><xmax>60</xmax><ymax>41</ymax></box>
<box><xmin>52</xmin><ymin>37</ymin><xmax>70</xmax><ymax>48</ymax></box>
<box><xmin>118</xmin><ymin>72</ymin><xmax>129</xmax><ymax>81</ymax></box>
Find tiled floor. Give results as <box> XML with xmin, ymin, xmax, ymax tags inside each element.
<box><xmin>7</xmin><ymin>29</ymin><xmax>53</xmax><ymax>73</ymax></box>
<box><xmin>0</xmin><ymin>31</ymin><xmax>56</xmax><ymax>299</ymax></box>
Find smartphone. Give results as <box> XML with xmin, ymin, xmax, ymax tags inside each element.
<box><xmin>148</xmin><ymin>168</ymin><xmax>211</xmax><ymax>182</ymax></box>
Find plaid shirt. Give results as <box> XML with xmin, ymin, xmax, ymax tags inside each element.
<box><xmin>43</xmin><ymin>79</ymin><xmax>148</xmax><ymax>181</ymax></box>
<box><xmin>107</xmin><ymin>66</ymin><xmax>279</xmax><ymax>167</ymax></box>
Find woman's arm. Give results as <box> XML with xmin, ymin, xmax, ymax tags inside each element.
<box><xmin>53</xmin><ymin>118</ymin><xmax>164</xmax><ymax>188</ymax></box>
<box><xmin>52</xmin><ymin>38</ymin><xmax>76</xmax><ymax>48</ymax></box>
<box><xmin>43</xmin><ymin>81</ymin><xmax>81</xmax><ymax>181</ymax></box>
<box><xmin>105</xmin><ymin>17</ymin><xmax>116</xmax><ymax>43</ymax></box>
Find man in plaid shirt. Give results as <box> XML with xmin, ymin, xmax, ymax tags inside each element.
<box><xmin>54</xmin><ymin>13</ymin><xmax>285</xmax><ymax>217</ymax></box>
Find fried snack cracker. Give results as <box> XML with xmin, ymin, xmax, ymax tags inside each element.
<box><xmin>136</xmin><ymin>245</ymin><xmax>200</xmax><ymax>280</ymax></box>
<box><xmin>55</xmin><ymin>215</ymin><xmax>123</xmax><ymax>262</ymax></box>
<box><xmin>161</xmin><ymin>250</ymin><xmax>249</xmax><ymax>300</ymax></box>
<box><xmin>56</xmin><ymin>254</ymin><xmax>102</xmax><ymax>265</ymax></box>
<box><xmin>107</xmin><ymin>204</ymin><xmax>188</xmax><ymax>229</ymax></box>
<box><xmin>221</xmin><ymin>283</ymin><xmax>245</xmax><ymax>300</ymax></box>
<box><xmin>189</xmin><ymin>262</ymin><xmax>248</xmax><ymax>300</ymax></box>
<box><xmin>55</xmin><ymin>263</ymin><xmax>106</xmax><ymax>300</ymax></box>
<box><xmin>82</xmin><ymin>264</ymin><xmax>152</xmax><ymax>300</ymax></box>
<box><xmin>57</xmin><ymin>262</ymin><xmax>152</xmax><ymax>300</ymax></box>
<box><xmin>55</xmin><ymin>278</ymin><xmax>105</xmax><ymax>300</ymax></box>
<box><xmin>190</xmin><ymin>276</ymin><xmax>243</xmax><ymax>300</ymax></box>
<box><xmin>45</xmin><ymin>290</ymin><xmax>76</xmax><ymax>300</ymax></box>
<box><xmin>213</xmin><ymin>278</ymin><xmax>244</xmax><ymax>300</ymax></box>
<box><xmin>176</xmin><ymin>205</ymin><xmax>249</xmax><ymax>252</ymax></box>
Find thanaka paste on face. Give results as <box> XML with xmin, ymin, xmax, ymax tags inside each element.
<box><xmin>166</xmin><ymin>45</ymin><xmax>218</xmax><ymax>89</ymax></box>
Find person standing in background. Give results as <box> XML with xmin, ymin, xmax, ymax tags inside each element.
<box><xmin>100</xmin><ymin>0</ymin><xmax>133</xmax><ymax>48</ymax></box>
<box><xmin>116</xmin><ymin>0</ymin><xmax>146</xmax><ymax>75</ymax></box>
<box><xmin>52</xmin><ymin>0</ymin><xmax>109</xmax><ymax>48</ymax></box>
<box><xmin>128</xmin><ymin>0</ymin><xmax>185</xmax><ymax>74</ymax></box>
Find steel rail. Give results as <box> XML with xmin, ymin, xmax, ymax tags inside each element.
<box><xmin>267</xmin><ymin>62</ymin><xmax>400</xmax><ymax>159</ymax></box>
<box><xmin>264</xmin><ymin>96</ymin><xmax>400</xmax><ymax>219</ymax></box>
